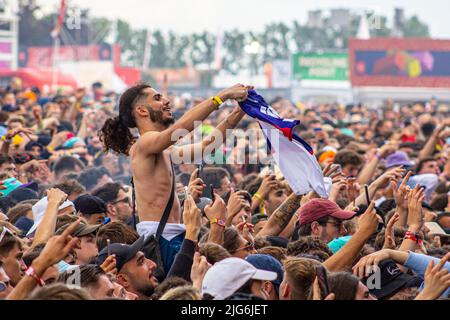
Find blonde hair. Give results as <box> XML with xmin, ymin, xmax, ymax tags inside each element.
<box><xmin>159</xmin><ymin>286</ymin><xmax>202</xmax><ymax>301</ymax></box>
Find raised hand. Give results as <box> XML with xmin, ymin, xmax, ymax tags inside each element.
<box><xmin>329</xmin><ymin>177</ymin><xmax>347</xmax><ymax>202</ymax></box>
<box><xmin>353</xmin><ymin>249</ymin><xmax>393</xmax><ymax>279</ymax></box>
<box><xmin>390</xmin><ymin>171</ymin><xmax>412</xmax><ymax>210</ymax></box>
<box><xmin>227</xmin><ymin>190</ymin><xmax>251</xmax><ymax>225</ymax></box>
<box><xmin>357</xmin><ymin>201</ymin><xmax>379</xmax><ymax>236</ymax></box>
<box><xmin>383</xmin><ymin>212</ymin><xmax>400</xmax><ymax>250</ymax></box>
<box><xmin>204</xmin><ymin>192</ymin><xmax>227</xmax><ymax>222</ymax></box>
<box><xmin>183</xmin><ymin>195</ymin><xmax>202</xmax><ymax>242</ymax></box>
<box><xmin>100</xmin><ymin>254</ymin><xmax>117</xmax><ymax>275</ymax></box>
<box><xmin>46</xmin><ymin>188</ymin><xmax>68</xmax><ymax>207</ymax></box>
<box><xmin>407</xmin><ymin>185</ymin><xmax>426</xmax><ymax>232</ymax></box>
<box><xmin>33</xmin><ymin>219</ymin><xmax>82</xmax><ymax>271</ymax></box>
<box><xmin>190</xmin><ymin>252</ymin><xmax>211</xmax><ymax>290</ymax></box>
<box><xmin>378</xmin><ymin>142</ymin><xmax>398</xmax><ymax>159</ymax></box>
<box><xmin>187</xmin><ymin>168</ymin><xmax>206</xmax><ymax>203</ymax></box>
<box><xmin>256</xmin><ymin>175</ymin><xmax>279</xmax><ymax>200</ymax></box>
<box><xmin>416</xmin><ymin>253</ymin><xmax>450</xmax><ymax>300</ymax></box>
<box><xmin>218</xmin><ymin>84</ymin><xmax>249</xmax><ymax>101</ymax></box>
<box><xmin>373</xmin><ymin>167</ymin><xmax>405</xmax><ymax>190</ymax></box>
<box><xmin>5</xmin><ymin>127</ymin><xmax>35</xmax><ymax>141</ymax></box>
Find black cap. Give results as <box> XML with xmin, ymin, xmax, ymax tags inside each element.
<box><xmin>73</xmin><ymin>195</ymin><xmax>107</xmax><ymax>216</ymax></box>
<box><xmin>95</xmin><ymin>237</ymin><xmax>145</xmax><ymax>271</ymax></box>
<box><xmin>364</xmin><ymin>259</ymin><xmax>418</xmax><ymax>299</ymax></box>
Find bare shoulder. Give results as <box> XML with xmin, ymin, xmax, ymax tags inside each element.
<box><xmin>134</xmin><ymin>131</ymin><xmax>161</xmax><ymax>156</ymax></box>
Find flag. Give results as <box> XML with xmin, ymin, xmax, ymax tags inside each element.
<box><xmin>51</xmin><ymin>0</ymin><xmax>67</xmax><ymax>39</ymax></box>
<box><xmin>239</xmin><ymin>90</ymin><xmax>330</xmax><ymax>198</ymax></box>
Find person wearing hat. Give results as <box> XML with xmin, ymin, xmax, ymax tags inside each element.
<box><xmin>245</xmin><ymin>254</ymin><xmax>284</xmax><ymax>300</ymax></box>
<box><xmin>297</xmin><ymin>199</ymin><xmax>356</xmax><ymax>243</ymax></box>
<box><xmin>73</xmin><ymin>194</ymin><xmax>108</xmax><ymax>225</ymax></box>
<box><xmin>56</xmin><ymin>222</ymin><xmax>100</xmax><ymax>266</ymax></box>
<box><xmin>436</xmin><ymin>212</ymin><xmax>450</xmax><ymax>233</ymax></box>
<box><xmin>385</xmin><ymin>151</ymin><xmax>414</xmax><ymax>170</ymax></box>
<box><xmin>201</xmin><ymin>257</ymin><xmax>277</xmax><ymax>300</ymax></box>
<box><xmin>96</xmin><ymin>236</ymin><xmax>158</xmax><ymax>300</ymax></box>
<box><xmin>354</xmin><ymin>249</ymin><xmax>450</xmax><ymax>299</ymax></box>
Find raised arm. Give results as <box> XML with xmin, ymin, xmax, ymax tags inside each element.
<box><xmin>173</xmin><ymin>106</ymin><xmax>246</xmax><ymax>162</ymax></box>
<box><xmin>32</xmin><ymin>189</ymin><xmax>68</xmax><ymax>248</ymax></box>
<box><xmin>324</xmin><ymin>202</ymin><xmax>378</xmax><ymax>272</ymax></box>
<box><xmin>357</xmin><ymin>143</ymin><xmax>397</xmax><ymax>185</ymax></box>
<box><xmin>7</xmin><ymin>220</ymin><xmax>81</xmax><ymax>300</ymax></box>
<box><xmin>256</xmin><ymin>193</ymin><xmax>303</xmax><ymax>238</ymax></box>
<box><xmin>137</xmin><ymin>84</ymin><xmax>250</xmax><ymax>156</ymax></box>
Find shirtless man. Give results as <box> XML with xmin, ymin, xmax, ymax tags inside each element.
<box><xmin>100</xmin><ymin>83</ymin><xmax>249</xmax><ymax>270</ymax></box>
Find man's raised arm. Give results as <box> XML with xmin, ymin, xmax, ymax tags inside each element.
<box><xmin>137</xmin><ymin>84</ymin><xmax>249</xmax><ymax>156</ymax></box>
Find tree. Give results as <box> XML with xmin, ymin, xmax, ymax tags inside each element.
<box><xmin>402</xmin><ymin>16</ymin><xmax>430</xmax><ymax>37</ymax></box>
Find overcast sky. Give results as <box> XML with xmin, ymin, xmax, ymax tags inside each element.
<box><xmin>39</xmin><ymin>0</ymin><xmax>450</xmax><ymax>38</ymax></box>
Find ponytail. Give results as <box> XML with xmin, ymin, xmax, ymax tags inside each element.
<box><xmin>99</xmin><ymin>82</ymin><xmax>152</xmax><ymax>156</ymax></box>
<box><xmin>99</xmin><ymin>116</ymin><xmax>135</xmax><ymax>155</ymax></box>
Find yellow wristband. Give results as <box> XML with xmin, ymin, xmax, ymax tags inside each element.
<box><xmin>211</xmin><ymin>96</ymin><xmax>224</xmax><ymax>110</ymax></box>
<box><xmin>253</xmin><ymin>193</ymin><xmax>265</xmax><ymax>203</ymax></box>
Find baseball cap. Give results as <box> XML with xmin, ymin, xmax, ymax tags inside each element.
<box><xmin>298</xmin><ymin>199</ymin><xmax>356</xmax><ymax>226</ymax></box>
<box><xmin>363</xmin><ymin>259</ymin><xmax>419</xmax><ymax>299</ymax></box>
<box><xmin>245</xmin><ymin>254</ymin><xmax>284</xmax><ymax>293</ymax></box>
<box><xmin>73</xmin><ymin>195</ymin><xmax>107</xmax><ymax>216</ymax></box>
<box><xmin>55</xmin><ymin>222</ymin><xmax>100</xmax><ymax>237</ymax></box>
<box><xmin>202</xmin><ymin>257</ymin><xmax>277</xmax><ymax>300</ymax></box>
<box><xmin>96</xmin><ymin>236</ymin><xmax>145</xmax><ymax>272</ymax></box>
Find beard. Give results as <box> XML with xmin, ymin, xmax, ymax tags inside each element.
<box><xmin>148</xmin><ymin>108</ymin><xmax>175</xmax><ymax>128</ymax></box>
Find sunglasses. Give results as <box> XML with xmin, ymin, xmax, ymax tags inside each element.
<box><xmin>0</xmin><ymin>280</ymin><xmax>10</xmax><ymax>293</ymax></box>
<box><xmin>234</xmin><ymin>241</ymin><xmax>255</xmax><ymax>253</ymax></box>
<box><xmin>0</xmin><ymin>226</ymin><xmax>14</xmax><ymax>244</ymax></box>
<box><xmin>111</xmin><ymin>197</ymin><xmax>130</xmax><ymax>205</ymax></box>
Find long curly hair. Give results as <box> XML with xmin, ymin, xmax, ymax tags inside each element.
<box><xmin>99</xmin><ymin>83</ymin><xmax>151</xmax><ymax>155</ymax></box>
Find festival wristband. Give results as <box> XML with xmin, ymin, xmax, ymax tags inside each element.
<box><xmin>211</xmin><ymin>96</ymin><xmax>224</xmax><ymax>110</ymax></box>
<box><xmin>25</xmin><ymin>266</ymin><xmax>45</xmax><ymax>287</ymax></box>
<box><xmin>253</xmin><ymin>193</ymin><xmax>265</xmax><ymax>203</ymax></box>
<box><xmin>210</xmin><ymin>218</ymin><xmax>226</xmax><ymax>228</ymax></box>
<box><xmin>404</xmin><ymin>231</ymin><xmax>423</xmax><ymax>245</ymax></box>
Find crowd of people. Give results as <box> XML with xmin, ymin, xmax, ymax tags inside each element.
<box><xmin>0</xmin><ymin>78</ymin><xmax>449</xmax><ymax>301</ymax></box>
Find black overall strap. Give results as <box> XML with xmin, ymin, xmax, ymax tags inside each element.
<box><xmin>130</xmin><ymin>160</ymin><xmax>176</xmax><ymax>238</ymax></box>
<box><xmin>155</xmin><ymin>162</ymin><xmax>176</xmax><ymax>242</ymax></box>
<box><xmin>131</xmin><ymin>177</ymin><xmax>138</xmax><ymax>231</ymax></box>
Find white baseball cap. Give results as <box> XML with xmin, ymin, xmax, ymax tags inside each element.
<box><xmin>201</xmin><ymin>257</ymin><xmax>277</xmax><ymax>300</ymax></box>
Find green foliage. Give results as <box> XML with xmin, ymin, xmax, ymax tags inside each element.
<box><xmin>19</xmin><ymin>2</ymin><xmax>431</xmax><ymax>71</ymax></box>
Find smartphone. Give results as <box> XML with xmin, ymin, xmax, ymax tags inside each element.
<box><xmin>364</xmin><ymin>185</ymin><xmax>370</xmax><ymax>206</ymax></box>
<box><xmin>316</xmin><ymin>265</ymin><xmax>330</xmax><ymax>299</ymax></box>
<box><xmin>210</xmin><ymin>184</ymin><xmax>216</xmax><ymax>202</ymax></box>
<box><xmin>197</xmin><ymin>164</ymin><xmax>203</xmax><ymax>178</ymax></box>
<box><xmin>107</xmin><ymin>239</ymin><xmax>111</xmax><ymax>257</ymax></box>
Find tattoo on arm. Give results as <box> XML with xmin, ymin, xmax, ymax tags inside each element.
<box><xmin>264</xmin><ymin>194</ymin><xmax>302</xmax><ymax>235</ymax></box>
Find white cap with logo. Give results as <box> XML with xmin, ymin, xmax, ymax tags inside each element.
<box><xmin>201</xmin><ymin>257</ymin><xmax>277</xmax><ymax>300</ymax></box>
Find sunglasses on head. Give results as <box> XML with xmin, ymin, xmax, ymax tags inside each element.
<box><xmin>0</xmin><ymin>226</ymin><xmax>14</xmax><ymax>244</ymax></box>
